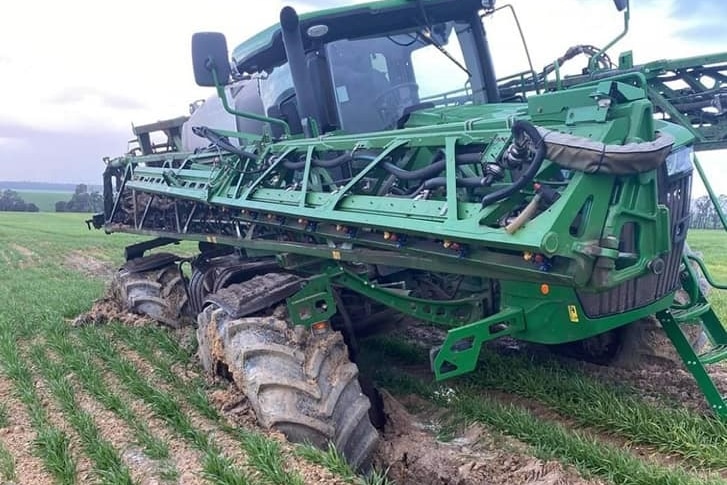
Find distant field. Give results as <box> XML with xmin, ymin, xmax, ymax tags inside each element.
<box><xmin>15</xmin><ymin>190</ymin><xmax>72</xmax><ymax>212</ymax></box>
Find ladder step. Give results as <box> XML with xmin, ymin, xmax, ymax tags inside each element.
<box><xmin>672</xmin><ymin>302</ymin><xmax>711</xmax><ymax>323</ymax></box>
<box><xmin>699</xmin><ymin>344</ymin><xmax>727</xmax><ymax>365</ymax></box>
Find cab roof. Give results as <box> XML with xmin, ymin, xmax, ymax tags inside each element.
<box><xmin>232</xmin><ymin>0</ymin><xmax>493</xmax><ymax>73</ymax></box>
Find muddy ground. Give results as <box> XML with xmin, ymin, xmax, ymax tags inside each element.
<box><xmin>66</xmin><ymin>294</ymin><xmax>608</xmax><ymax>485</ymax></box>
<box><xmin>5</xmin><ymin>257</ymin><xmax>721</xmax><ymax>485</ymax></box>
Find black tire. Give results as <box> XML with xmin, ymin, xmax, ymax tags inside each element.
<box><xmin>550</xmin><ymin>327</ymin><xmax>624</xmax><ymax>365</ymax></box>
<box><xmin>114</xmin><ymin>261</ymin><xmax>192</xmax><ymax>328</ymax></box>
<box><xmin>610</xmin><ymin>315</ymin><xmax>707</xmax><ymax>368</ymax></box>
<box><xmin>197</xmin><ymin>305</ymin><xmax>379</xmax><ymax>470</ymax></box>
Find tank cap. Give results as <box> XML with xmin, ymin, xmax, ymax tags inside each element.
<box><xmin>307</xmin><ymin>24</ymin><xmax>329</xmax><ymax>38</ymax></box>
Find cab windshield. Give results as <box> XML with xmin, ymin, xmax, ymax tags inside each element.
<box><xmin>255</xmin><ymin>22</ymin><xmax>481</xmax><ymax>136</ymax></box>
<box><xmin>327</xmin><ymin>22</ymin><xmax>475</xmax><ymax>133</ymax></box>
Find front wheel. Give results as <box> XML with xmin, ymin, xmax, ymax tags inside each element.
<box><xmin>197</xmin><ymin>303</ymin><xmax>379</xmax><ymax>470</ymax></box>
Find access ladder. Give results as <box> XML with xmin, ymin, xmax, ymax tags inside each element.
<box><xmin>658</xmin><ymin>252</ymin><xmax>727</xmax><ymax>418</ymax></box>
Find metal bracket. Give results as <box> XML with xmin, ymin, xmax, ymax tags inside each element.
<box><xmin>287</xmin><ymin>273</ymin><xmax>338</xmax><ymax>327</ymax></box>
<box><xmin>334</xmin><ymin>268</ymin><xmax>485</xmax><ymax>327</ymax></box>
<box><xmin>433</xmin><ymin>306</ymin><xmax>525</xmax><ymax>380</ymax></box>
<box><xmin>124</xmin><ymin>237</ymin><xmax>179</xmax><ymax>261</ymax></box>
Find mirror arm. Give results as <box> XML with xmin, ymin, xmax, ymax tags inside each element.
<box><xmin>588</xmin><ymin>0</ymin><xmax>630</xmax><ymax>74</ymax></box>
<box><xmin>211</xmin><ymin>64</ymin><xmax>291</xmax><ymax>137</ymax></box>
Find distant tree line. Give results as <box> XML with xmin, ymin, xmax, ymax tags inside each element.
<box><xmin>690</xmin><ymin>194</ymin><xmax>727</xmax><ymax>229</ymax></box>
<box><xmin>0</xmin><ymin>190</ymin><xmax>39</xmax><ymax>212</ymax></box>
<box><xmin>55</xmin><ymin>184</ymin><xmax>103</xmax><ymax>213</ymax></box>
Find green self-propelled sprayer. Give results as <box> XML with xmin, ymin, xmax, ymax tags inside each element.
<box><xmin>93</xmin><ymin>0</ymin><xmax>727</xmax><ymax>468</ymax></box>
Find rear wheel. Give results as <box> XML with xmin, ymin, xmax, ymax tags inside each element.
<box><xmin>197</xmin><ymin>288</ymin><xmax>379</xmax><ymax>470</ymax></box>
<box><xmin>550</xmin><ymin>327</ymin><xmax>624</xmax><ymax>365</ymax></box>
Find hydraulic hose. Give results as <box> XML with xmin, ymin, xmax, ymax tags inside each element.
<box><xmin>381</xmin><ymin>151</ymin><xmax>445</xmax><ymax>180</ymax></box>
<box><xmin>282</xmin><ymin>151</ymin><xmax>354</xmax><ymax>170</ymax></box>
<box><xmin>481</xmin><ymin>120</ymin><xmax>545</xmax><ymax>208</ymax></box>
<box><xmin>280</xmin><ymin>148</ymin><xmax>483</xmax><ymax>183</ymax></box>
<box><xmin>380</xmin><ymin>150</ymin><xmax>482</xmax><ymax>181</ymax></box>
<box><xmin>421</xmin><ymin>176</ymin><xmax>489</xmax><ymax>190</ymax></box>
<box><xmin>192</xmin><ymin>126</ymin><xmax>259</xmax><ymax>161</ymax></box>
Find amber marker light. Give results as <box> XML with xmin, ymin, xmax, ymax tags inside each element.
<box><xmin>540</xmin><ymin>283</ymin><xmax>550</xmax><ymax>295</ymax></box>
<box><xmin>311</xmin><ymin>321</ymin><xmax>330</xmax><ymax>334</ymax></box>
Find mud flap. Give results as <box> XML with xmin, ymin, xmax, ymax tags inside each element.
<box><xmin>432</xmin><ymin>307</ymin><xmax>525</xmax><ymax>380</ymax></box>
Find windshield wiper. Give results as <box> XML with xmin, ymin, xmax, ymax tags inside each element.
<box><xmin>419</xmin><ymin>28</ymin><xmax>471</xmax><ymax>79</ymax></box>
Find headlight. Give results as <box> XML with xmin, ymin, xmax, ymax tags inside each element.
<box><xmin>665</xmin><ymin>146</ymin><xmax>694</xmax><ymax>176</ymax></box>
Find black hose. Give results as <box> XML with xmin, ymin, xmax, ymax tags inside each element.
<box><xmin>314</xmin><ymin>153</ymin><xmax>354</xmax><ymax>168</ymax></box>
<box><xmin>380</xmin><ymin>150</ymin><xmax>482</xmax><ymax>181</ymax></box>
<box><xmin>377</xmin><ymin>174</ymin><xmax>398</xmax><ymax>196</ymax></box>
<box><xmin>381</xmin><ymin>151</ymin><xmax>445</xmax><ymax>180</ymax></box>
<box><xmin>280</xmin><ymin>148</ymin><xmax>484</xmax><ymax>185</ymax></box>
<box><xmin>282</xmin><ymin>151</ymin><xmax>356</xmax><ymax>170</ymax></box>
<box><xmin>481</xmin><ymin>120</ymin><xmax>546</xmax><ymax>208</ymax></box>
<box><xmin>422</xmin><ymin>176</ymin><xmax>488</xmax><ymax>190</ymax></box>
<box><xmin>192</xmin><ymin>126</ymin><xmax>259</xmax><ymax>160</ymax></box>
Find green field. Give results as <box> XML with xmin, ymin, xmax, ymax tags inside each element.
<box><xmin>0</xmin><ymin>212</ymin><xmax>726</xmax><ymax>485</ymax></box>
<box><xmin>15</xmin><ymin>191</ymin><xmax>73</xmax><ymax>212</ymax></box>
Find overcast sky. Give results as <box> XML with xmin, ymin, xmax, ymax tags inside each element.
<box><xmin>0</xmin><ymin>0</ymin><xmax>725</xmax><ymax>196</ymax></box>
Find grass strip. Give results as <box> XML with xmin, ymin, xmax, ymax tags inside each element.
<box><xmin>45</xmin><ymin>330</ymin><xmax>170</xmax><ymax>461</ymax></box>
<box><xmin>0</xmin><ymin>328</ymin><xmax>77</xmax><ymax>484</ymax></box>
<box><xmin>296</xmin><ymin>443</ymin><xmax>358</xmax><ymax>482</ymax></box>
<box><xmin>362</xmin><ymin>335</ymin><xmax>727</xmax><ymax>470</ymax></box>
<box><xmin>108</xmin><ymin>323</ymin><xmax>306</xmax><ymax>485</ymax></box>
<box><xmin>77</xmin><ymin>327</ymin><xmax>253</xmax><ymax>484</ymax></box>
<box><xmin>28</xmin><ymin>343</ymin><xmax>134</xmax><ymax>485</ymax></box>
<box><xmin>0</xmin><ymin>402</ymin><xmax>8</xmax><ymax>428</ymax></box>
<box><xmin>295</xmin><ymin>443</ymin><xmax>393</xmax><ymax>485</ymax></box>
<box><xmin>109</xmin><ymin>324</ymin><xmax>218</xmax><ymax>419</ymax></box>
<box><xmin>0</xmin><ymin>444</ymin><xmax>16</xmax><ymax>482</ymax></box>
<box><xmin>375</xmin><ymin>367</ymin><xmax>726</xmax><ymax>485</ymax></box>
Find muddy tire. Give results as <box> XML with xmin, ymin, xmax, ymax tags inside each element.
<box><xmin>113</xmin><ymin>256</ymin><xmax>192</xmax><ymax>328</ymax></box>
<box><xmin>197</xmin><ymin>305</ymin><xmax>379</xmax><ymax>470</ymax></box>
<box><xmin>550</xmin><ymin>328</ymin><xmax>624</xmax><ymax>365</ymax></box>
<box><xmin>608</xmin><ymin>316</ymin><xmax>706</xmax><ymax>368</ymax></box>
<box><xmin>608</xmin><ymin>246</ymin><xmax>710</xmax><ymax>367</ymax></box>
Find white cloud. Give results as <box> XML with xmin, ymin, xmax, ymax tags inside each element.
<box><xmin>0</xmin><ymin>137</ymin><xmax>28</xmax><ymax>150</ymax></box>
<box><xmin>0</xmin><ymin>0</ymin><xmax>716</xmax><ymax>131</ymax></box>
<box><xmin>0</xmin><ymin>1</ymin><xmax>293</xmax><ymax>132</ymax></box>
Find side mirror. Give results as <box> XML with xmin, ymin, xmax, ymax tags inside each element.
<box><xmin>613</xmin><ymin>0</ymin><xmax>628</xmax><ymax>11</ymax></box>
<box><xmin>191</xmin><ymin>32</ymin><xmax>231</xmax><ymax>87</ymax></box>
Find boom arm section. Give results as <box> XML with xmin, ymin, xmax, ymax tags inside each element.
<box><xmin>499</xmin><ymin>52</ymin><xmax>727</xmax><ymax>151</ymax></box>
<box><xmin>642</xmin><ymin>53</ymin><xmax>727</xmax><ymax>151</ymax></box>
<box><xmin>99</xmin><ymin>82</ymin><xmax>689</xmax><ymax>299</ymax></box>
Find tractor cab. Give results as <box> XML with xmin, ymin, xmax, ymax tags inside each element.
<box><xmin>255</xmin><ymin>20</ymin><xmax>478</xmax><ymax>134</ymax></box>
<box><xmin>193</xmin><ymin>0</ymin><xmax>499</xmax><ymax>137</ymax></box>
